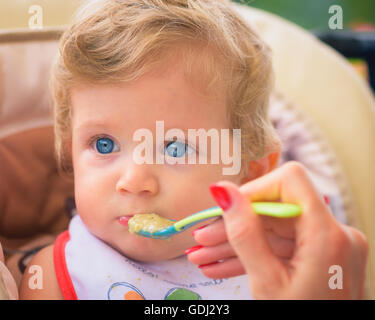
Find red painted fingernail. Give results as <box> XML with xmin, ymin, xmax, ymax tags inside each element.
<box><xmin>184</xmin><ymin>245</ymin><xmax>203</xmax><ymax>255</ymax></box>
<box><xmin>192</xmin><ymin>224</ymin><xmax>208</xmax><ymax>237</ymax></box>
<box><xmin>209</xmin><ymin>184</ymin><xmax>232</xmax><ymax>211</ymax></box>
<box><xmin>198</xmin><ymin>261</ymin><xmax>219</xmax><ymax>269</ymax></box>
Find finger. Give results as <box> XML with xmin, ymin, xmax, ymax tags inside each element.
<box><xmin>192</xmin><ymin>218</ymin><xmax>228</xmax><ymax>246</ymax></box>
<box><xmin>260</xmin><ymin>215</ymin><xmax>297</xmax><ymax>240</ymax></box>
<box><xmin>192</xmin><ymin>227</ymin><xmax>294</xmax><ymax>263</ymax></box>
<box><xmin>239</xmin><ymin>161</ymin><xmax>334</xmax><ymax>221</ymax></box>
<box><xmin>193</xmin><ymin>214</ymin><xmax>297</xmax><ymax>248</ymax></box>
<box><xmin>187</xmin><ymin>241</ymin><xmax>237</xmax><ymax>266</ymax></box>
<box><xmin>239</xmin><ymin>161</ymin><xmax>336</xmax><ymax>242</ymax></box>
<box><xmin>192</xmin><ymin>209</ymin><xmax>295</xmax><ymax>259</ymax></box>
<box><xmin>209</xmin><ymin>181</ymin><xmax>289</xmax><ymax>287</ymax></box>
<box><xmin>197</xmin><ymin>257</ymin><xmax>246</xmax><ymax>279</ymax></box>
<box><xmin>266</xmin><ymin>231</ymin><xmax>295</xmax><ymax>259</ymax></box>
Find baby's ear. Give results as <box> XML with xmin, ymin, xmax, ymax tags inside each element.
<box><xmin>240</xmin><ymin>151</ymin><xmax>280</xmax><ymax>184</ymax></box>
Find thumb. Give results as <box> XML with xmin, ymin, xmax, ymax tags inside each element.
<box><xmin>209</xmin><ymin>182</ymin><xmax>288</xmax><ymax>287</ymax></box>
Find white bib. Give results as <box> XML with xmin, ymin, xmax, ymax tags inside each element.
<box><xmin>54</xmin><ymin>215</ymin><xmax>253</xmax><ymax>300</ymax></box>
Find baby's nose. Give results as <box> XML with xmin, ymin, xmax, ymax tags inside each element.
<box><xmin>116</xmin><ymin>164</ymin><xmax>159</xmax><ymax>196</ymax></box>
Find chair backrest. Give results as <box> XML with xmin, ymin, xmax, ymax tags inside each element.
<box><xmin>0</xmin><ymin>28</ymin><xmax>73</xmax><ymax>245</ymax></box>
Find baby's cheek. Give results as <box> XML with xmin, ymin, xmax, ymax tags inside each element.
<box><xmin>171</xmin><ymin>184</ymin><xmax>217</xmax><ymax>220</ymax></box>
<box><xmin>74</xmin><ymin>176</ymin><xmax>104</xmax><ymax>216</ymax></box>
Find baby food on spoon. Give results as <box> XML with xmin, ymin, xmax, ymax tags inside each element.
<box><xmin>128</xmin><ymin>213</ymin><xmax>175</xmax><ymax>235</ymax></box>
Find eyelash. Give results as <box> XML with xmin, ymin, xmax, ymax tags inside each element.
<box><xmin>87</xmin><ymin>135</ymin><xmax>197</xmax><ymax>154</ymax></box>
<box><xmin>161</xmin><ymin>139</ymin><xmax>197</xmax><ymax>155</ymax></box>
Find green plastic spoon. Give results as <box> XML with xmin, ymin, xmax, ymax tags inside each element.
<box><xmin>131</xmin><ymin>202</ymin><xmax>302</xmax><ymax>240</ymax></box>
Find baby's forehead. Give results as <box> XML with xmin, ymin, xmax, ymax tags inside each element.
<box><xmin>127</xmin><ymin>41</ymin><xmax>230</xmax><ymax>99</ymax></box>
<box><xmin>71</xmin><ymin>74</ymin><xmax>229</xmax><ymax>134</ymax></box>
<box><xmin>69</xmin><ymin>43</ymin><xmax>231</xmax><ymax>135</ymax></box>
<box><xmin>70</xmin><ymin>41</ymin><xmax>229</xmax><ymax>117</ymax></box>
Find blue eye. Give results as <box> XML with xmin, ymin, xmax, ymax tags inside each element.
<box><xmin>95</xmin><ymin>137</ymin><xmax>118</xmax><ymax>154</ymax></box>
<box><xmin>164</xmin><ymin>141</ymin><xmax>191</xmax><ymax>158</ymax></box>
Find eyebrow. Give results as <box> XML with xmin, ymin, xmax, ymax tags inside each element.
<box><xmin>74</xmin><ymin>121</ymin><xmax>113</xmax><ymax>131</ymax></box>
<box><xmin>76</xmin><ymin>121</ymin><xmax>194</xmax><ymax>131</ymax></box>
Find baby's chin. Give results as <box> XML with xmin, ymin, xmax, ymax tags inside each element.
<box><xmin>105</xmin><ymin>234</ymin><xmax>189</xmax><ymax>262</ymax></box>
<box><xmin>123</xmin><ymin>250</ymin><xmax>185</xmax><ymax>263</ymax></box>
<box><xmin>115</xmin><ymin>243</ymin><xmax>185</xmax><ymax>262</ymax></box>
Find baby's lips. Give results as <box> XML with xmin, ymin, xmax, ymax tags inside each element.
<box><xmin>118</xmin><ymin>215</ymin><xmax>134</xmax><ymax>226</ymax></box>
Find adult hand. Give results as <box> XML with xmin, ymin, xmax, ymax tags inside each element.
<box><xmin>187</xmin><ymin>162</ymin><xmax>368</xmax><ymax>299</ymax></box>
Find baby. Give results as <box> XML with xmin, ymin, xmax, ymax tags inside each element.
<box><xmin>20</xmin><ymin>0</ymin><xmax>281</xmax><ymax>300</ymax></box>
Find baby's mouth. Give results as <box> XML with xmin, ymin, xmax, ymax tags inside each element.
<box><xmin>118</xmin><ymin>215</ymin><xmax>134</xmax><ymax>227</ymax></box>
<box><xmin>118</xmin><ymin>212</ymin><xmax>169</xmax><ymax>228</ymax></box>
<box><xmin>118</xmin><ymin>212</ymin><xmax>161</xmax><ymax>227</ymax></box>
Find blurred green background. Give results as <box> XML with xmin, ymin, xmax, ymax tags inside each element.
<box><xmin>234</xmin><ymin>0</ymin><xmax>375</xmax><ymax>31</ymax></box>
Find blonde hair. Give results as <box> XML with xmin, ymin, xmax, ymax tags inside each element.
<box><xmin>51</xmin><ymin>0</ymin><xmax>280</xmax><ymax>175</ymax></box>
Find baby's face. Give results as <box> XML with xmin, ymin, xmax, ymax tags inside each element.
<box><xmin>70</xmin><ymin>58</ymin><xmax>244</xmax><ymax>262</ymax></box>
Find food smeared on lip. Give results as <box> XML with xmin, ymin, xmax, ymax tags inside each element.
<box><xmin>128</xmin><ymin>213</ymin><xmax>174</xmax><ymax>234</ymax></box>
